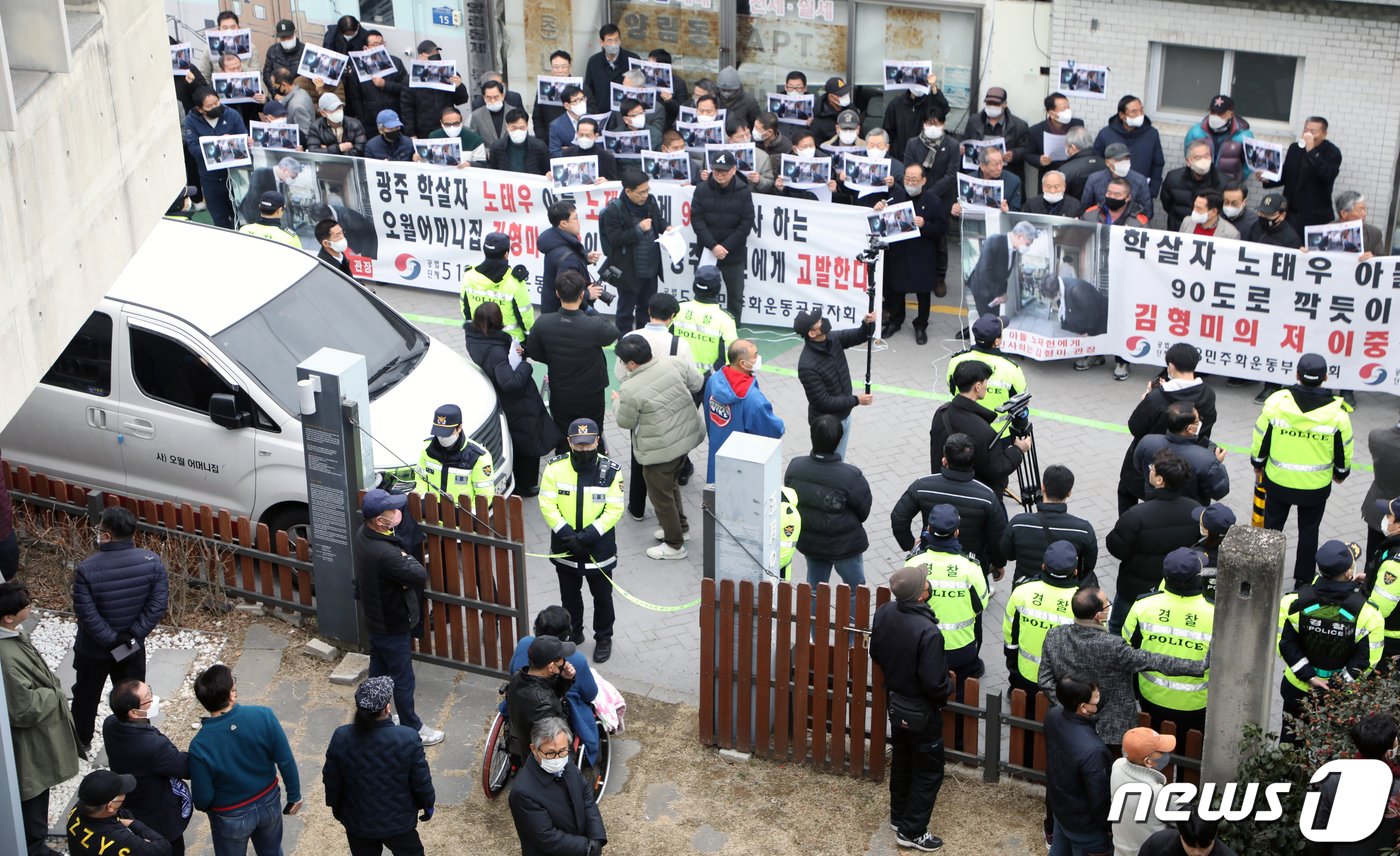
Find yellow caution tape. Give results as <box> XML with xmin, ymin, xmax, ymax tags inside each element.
<box><xmin>525</xmin><ymin>550</ymin><xmax>702</xmax><ymax>612</ymax></box>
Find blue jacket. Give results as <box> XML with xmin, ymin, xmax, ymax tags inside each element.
<box><xmin>1082</xmin><ymin>167</ymin><xmax>1155</xmax><ymax>220</ymax></box>
<box><xmin>364</xmin><ymin>132</ymin><xmax>415</xmax><ymax>161</ymax></box>
<box><xmin>1044</xmin><ymin>705</ymin><xmax>1113</xmax><ymax>836</ymax></box>
<box><xmin>181</xmin><ymin>107</ymin><xmax>248</xmax><ymax>180</ymax></box>
<box><xmin>704</xmin><ymin>367</ymin><xmax>784</xmax><ymax>482</ymax></box>
<box><xmin>323</xmin><ymin>718</ymin><xmax>434</xmax><ymax>838</ymax></box>
<box><xmin>71</xmin><ymin>541</ymin><xmax>168</xmax><ymax>659</ymax></box>
<box><xmin>102</xmin><ymin>716</ymin><xmax>190</xmax><ymax>843</ymax></box>
<box><xmin>1093</xmin><ymin>115</ymin><xmax>1166</xmax><ymax>196</ymax></box>
<box><xmin>1183</xmin><ymin>115</ymin><xmax>1255</xmax><ymax>182</ymax></box>
<box><xmin>548</xmin><ymin>112</ymin><xmax>579</xmax><ymax>159</ymax></box>
<box><xmin>189</xmin><ymin>704</ymin><xmax>300</xmax><ymax>811</ymax></box>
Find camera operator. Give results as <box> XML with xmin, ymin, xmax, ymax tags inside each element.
<box><xmin>601</xmin><ymin>169</ymin><xmax>677</xmax><ymax>334</ymax></box>
<box><xmin>930</xmin><ymin>360</ymin><xmax>1031</xmax><ymax>498</ymax></box>
<box><xmin>540</xmin><ymin>200</ymin><xmax>605</xmax><ymax>314</ymax></box>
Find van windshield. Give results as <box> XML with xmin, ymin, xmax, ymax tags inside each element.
<box><xmin>213</xmin><ymin>265</ymin><xmax>427</xmax><ymax>414</ymax></box>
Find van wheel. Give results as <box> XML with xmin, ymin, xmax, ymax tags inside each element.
<box><xmin>265</xmin><ymin>507</ymin><xmax>311</xmax><ymax>547</ymax></box>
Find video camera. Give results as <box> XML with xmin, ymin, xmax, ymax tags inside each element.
<box><xmin>996</xmin><ymin>391</ymin><xmax>1033</xmax><ymax>438</ymax></box>
<box><xmin>857</xmin><ymin>234</ymin><xmax>888</xmax><ymax>264</ymax></box>
<box><xmin>994</xmin><ymin>392</ymin><xmax>1042</xmax><ymax>513</ymax></box>
<box><xmin>593</xmin><ymin>265</ymin><xmax>622</xmax><ymax>306</ymax></box>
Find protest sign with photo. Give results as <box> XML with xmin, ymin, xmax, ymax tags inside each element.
<box><xmin>706</xmin><ymin>144</ymin><xmax>756</xmax><ymax>174</ymax></box>
<box><xmin>961</xmin><ymin>137</ymin><xmax>1006</xmax><ymax>170</ymax></box>
<box><xmin>1242</xmin><ymin>137</ymin><xmax>1285</xmax><ymax>182</ymax></box>
<box><xmin>205</xmin><ymin>28</ymin><xmax>252</xmax><ymax>60</ymax></box>
<box><xmin>867</xmin><ymin>202</ymin><xmax>919</xmax><ymax>243</ymax></box>
<box><xmin>350</xmin><ymin>47</ymin><xmax>397</xmax><ymax>82</ymax></box>
<box><xmin>603</xmin><ymin>130</ymin><xmax>650</xmax><ymax>157</ymax></box>
<box><xmin>957</xmin><ymin>174</ymin><xmax>1005</xmax><ymax>210</ymax></box>
<box><xmin>883</xmin><ymin>60</ymin><xmax>933</xmax><ymax>91</ymax></box>
<box><xmin>413</xmin><ymin>138</ymin><xmax>463</xmax><ymax>167</ymax></box>
<box><xmin>551</xmin><ymin>155</ymin><xmax>601</xmax><ymax>191</ymax></box>
<box><xmin>409</xmin><ymin>59</ymin><xmax>458</xmax><ymax>91</ymax></box>
<box><xmin>1305</xmin><ymin>221</ymin><xmax>1365</xmax><ymax>254</ymax></box>
<box><xmin>842</xmin><ymin>153</ymin><xmax>891</xmax><ymax>192</ymax></box>
<box><xmin>627</xmin><ymin>58</ymin><xmax>674</xmax><ymax>93</ymax></box>
<box><xmin>250</xmin><ymin>122</ymin><xmax>300</xmax><ymax>151</ymax></box>
<box><xmin>642</xmin><ymin>151</ymin><xmax>692</xmax><ymax>183</ymax></box>
<box><xmin>298</xmin><ymin>45</ymin><xmax>348</xmax><ymax>87</ymax></box>
<box><xmin>678</xmin><ymin>121</ymin><xmax>725</xmax><ymax>151</ymax></box>
<box><xmin>200</xmin><ymin>134</ymin><xmax>252</xmax><ymax>171</ymax></box>
<box><xmin>781</xmin><ymin>154</ymin><xmax>831</xmax><ymax>188</ymax></box>
<box><xmin>1058</xmin><ymin>61</ymin><xmax>1107</xmax><ymax>99</ymax></box>
<box><xmin>171</xmin><ymin>44</ymin><xmax>193</xmax><ymax>76</ymax></box>
<box><xmin>537</xmin><ymin>75</ymin><xmax>583</xmax><ymax>106</ymax></box>
<box><xmin>767</xmin><ymin>92</ymin><xmax>814</xmax><ymax>125</ymax></box>
<box><xmin>212</xmin><ymin>72</ymin><xmax>263</xmax><ymax>105</ymax></box>
<box><xmin>611</xmin><ymin>83</ymin><xmax>658</xmax><ymax>112</ymax></box>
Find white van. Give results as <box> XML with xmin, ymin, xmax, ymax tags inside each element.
<box><xmin>1</xmin><ymin>220</ymin><xmax>511</xmax><ymax>539</ymax></box>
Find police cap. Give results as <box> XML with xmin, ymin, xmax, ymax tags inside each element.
<box><xmin>1162</xmin><ymin>547</ymin><xmax>1207</xmax><ymax>583</ymax></box>
<box><xmin>1042</xmin><ymin>540</ymin><xmax>1078</xmax><ymax>577</ymax></box>
<box><xmin>1297</xmin><ymin>353</ymin><xmax>1327</xmax><ymax>384</ymax></box>
<box><xmin>1191</xmin><ymin>503</ymin><xmax>1236</xmax><ymax>536</ymax></box>
<box><xmin>926</xmin><ymin>503</ymin><xmax>959</xmax><ymax>538</ymax></box>
<box><xmin>971</xmin><ymin>313</ymin><xmax>1005</xmax><ymax>344</ymax></box>
<box><xmin>693</xmin><ymin>265</ymin><xmax>722</xmax><ymax>299</ymax></box>
<box><xmin>430</xmin><ymin>403</ymin><xmax>461</xmax><ymax>437</ymax></box>
<box><xmin>483</xmin><ymin>231</ymin><xmax>511</xmax><ymax>259</ymax></box>
<box><xmin>1315</xmin><ymin>539</ymin><xmax>1358</xmax><ymax>578</ymax></box>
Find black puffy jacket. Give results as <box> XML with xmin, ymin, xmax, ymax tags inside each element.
<box><xmin>928</xmin><ymin>394</ymin><xmax>1024</xmax><ymax>496</ymax></box>
<box><xmin>71</xmin><ymin>542</ymin><xmax>168</xmax><ymax>658</ymax></box>
<box><xmin>891</xmin><ymin>468</ymin><xmax>1007</xmax><ymax>566</ymax></box>
<box><xmin>783</xmin><ymin>453</ymin><xmax>872</xmax><ymax>562</ymax></box>
<box><xmin>399</xmin><ymin>82</ymin><xmax>470</xmax><ymax>139</ymax></box>
<box><xmin>796</xmin><ymin>321</ymin><xmax>874</xmax><ymax>424</ymax></box>
<box><xmin>523</xmin><ymin>308</ymin><xmax>620</xmax><ymax>400</ymax></box>
<box><xmin>1105</xmin><ymin>492</ymin><xmax>1202</xmax><ymax>600</ymax></box>
<box><xmin>1117</xmin><ymin>380</ymin><xmax>1218</xmax><ymax>498</ymax></box>
<box><xmin>1158</xmin><ymin>165</ymin><xmax>1222</xmax><ymax>232</ymax></box>
<box><xmin>1043</xmin><ymin>705</ymin><xmax>1113</xmax><ymax>836</ymax></box>
<box><xmin>323</xmin><ymin>718</ymin><xmax>434</xmax><ymax>838</ymax></box>
<box><xmin>691</xmin><ymin>172</ymin><xmax>755</xmax><ymax>257</ymax></box>
<box><xmin>869</xmin><ymin>599</ymin><xmax>951</xmax><ymax>710</ymax></box>
<box><xmin>346</xmin><ymin>57</ymin><xmax>407</xmax><ymax>127</ymax></box>
<box><xmin>1000</xmin><ymin>503</ymin><xmax>1099</xmax><ymax>585</ymax></box>
<box><xmin>352</xmin><ymin>524</ymin><xmax>427</xmax><ymax>634</ymax></box>
<box><xmin>506</xmin><ymin>667</ymin><xmax>572</xmax><ymax>758</ymax></box>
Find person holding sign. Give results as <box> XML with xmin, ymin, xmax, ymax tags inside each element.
<box><xmin>199</xmin><ymin>10</ymin><xmax>258</xmax><ymax>79</ymax></box>
<box><xmin>400</xmin><ymin>40</ymin><xmax>468</xmax><ymax>138</ymax></box>
<box><xmin>877</xmin><ymin>163</ymin><xmax>947</xmax><ymax>345</ymax></box>
<box><xmin>882</xmin><ymin>68</ymin><xmax>948</xmax><ymax>157</ymax></box>
<box><xmin>962</xmin><ymin>86</ymin><xmax>1029</xmax><ymax>184</ymax></box>
<box><xmin>601</xmin><ymin>170</ymin><xmax>674</xmax><ymax>333</ymax></box>
<box><xmin>1262</xmin><ymin>116</ymin><xmax>1343</xmax><ymax>231</ymax></box>
<box><xmin>180</xmin><ymin>86</ymin><xmax>247</xmax><ymax>229</ymax></box>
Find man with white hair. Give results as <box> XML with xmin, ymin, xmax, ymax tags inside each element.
<box><xmin>963</xmin><ymin>220</ymin><xmax>1037</xmax><ymax>334</ymax></box>
<box><xmin>1332</xmin><ymin>190</ymin><xmax>1389</xmax><ymax>259</ymax></box>
<box><xmin>509</xmin><ymin>717</ymin><xmax>606</xmax><ymax>856</ymax></box>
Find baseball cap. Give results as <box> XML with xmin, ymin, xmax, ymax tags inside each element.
<box><xmin>361</xmin><ymin>488</ymin><xmax>408</xmax><ymax>518</ymax></box>
<box><xmin>1209</xmin><ymin>94</ymin><xmax>1235</xmax><ymax>115</ymax></box>
<box><xmin>824</xmin><ymin>76</ymin><xmax>852</xmax><ymax>97</ymax></box>
<box><xmin>1042</xmin><ymin>540</ymin><xmax>1078</xmax><ymax>577</ymax></box>
<box><xmin>1123</xmin><ymin>727</ymin><xmax>1176</xmax><ymax>765</ymax></box>
<box><xmin>416</xmin><ymin>39</ymin><xmax>440</xmax><ymax>54</ymax></box>
<box><xmin>984</xmin><ymin>86</ymin><xmax>1008</xmax><ymax>105</ymax></box>
<box><xmin>483</xmin><ymin>231</ymin><xmax>511</xmax><ymax>258</ymax></box>
<box><xmin>1257</xmin><ymin>192</ymin><xmax>1288</xmax><ymax>216</ymax></box>
<box><xmin>76</xmin><ymin>770</ymin><xmax>137</xmax><ymax>806</ymax></box>
<box><xmin>1375</xmin><ymin>497</ymin><xmax>1400</xmax><ymax>520</ymax></box>
<box><xmin>275</xmin><ymin>19</ymin><xmax>296</xmax><ymax>37</ymax></box>
<box><xmin>430</xmin><ymin>403</ymin><xmax>461</xmax><ymax>437</ymax></box>
<box><xmin>261</xmin><ymin>100</ymin><xmax>287</xmax><ymax>118</ymax></box>
<box><xmin>1163</xmin><ymin>547</ymin><xmax>1207</xmax><ymax>582</ymax></box>
<box><xmin>971</xmin><ymin>313</ymin><xmax>1005</xmax><ymax>344</ymax></box>
<box><xmin>1315</xmin><ymin>539</ymin><xmax>1358</xmax><ymax>578</ymax></box>
<box><xmin>376</xmin><ymin>109</ymin><xmax>403</xmax><ymax>129</ymax></box>
<box><xmin>258</xmin><ymin>191</ymin><xmax>286</xmax><ymax>214</ymax></box>
<box><xmin>793</xmin><ymin>308</ymin><xmax>822</xmax><ymax>338</ymax></box>
<box><xmin>527</xmin><ymin>634</ymin><xmax>577</xmax><ymax>667</ymax></box>
<box><xmin>926</xmin><ymin>504</ymin><xmax>960</xmax><ymax>538</ymax></box>
<box><xmin>567</xmin><ymin>418</ymin><xmax>601</xmax><ymax>446</ymax></box>
<box><xmin>1297</xmin><ymin>352</ymin><xmax>1328</xmax><ymax>384</ymax></box>
<box><xmin>837</xmin><ymin>109</ymin><xmax>861</xmax><ymax>129</ymax></box>
<box><xmin>318</xmin><ymin>92</ymin><xmax>343</xmax><ymax>111</ymax></box>
<box><xmin>888</xmin><ymin>566</ymin><xmax>926</xmax><ymax>602</ymax></box>
<box><xmin>1104</xmin><ymin>142</ymin><xmax>1130</xmax><ymax>160</ymax></box>
<box><xmin>1191</xmin><ymin>503</ymin><xmax>1237</xmax><ymax>536</ymax></box>
<box><xmin>710</xmin><ymin>150</ymin><xmax>737</xmax><ymax>170</ymax></box>
<box><xmin>693</xmin><ymin>265</ymin><xmax>722</xmax><ymax>298</ymax></box>
<box><xmin>354</xmin><ymin>676</ymin><xmax>394</xmax><ymax>711</ymax></box>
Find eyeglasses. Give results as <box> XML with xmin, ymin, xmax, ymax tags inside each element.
<box><xmin>538</xmin><ymin>746</ymin><xmax>570</xmax><ymax>759</ymax></box>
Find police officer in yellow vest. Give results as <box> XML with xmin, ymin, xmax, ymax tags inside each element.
<box><xmin>1366</xmin><ymin>497</ymin><xmax>1400</xmax><ymax>669</ymax></box>
<box><xmin>673</xmin><ymin>266</ymin><xmax>738</xmax><ymax>378</ymax></box>
<box><xmin>539</xmin><ymin>418</ymin><xmax>625</xmax><ymax>663</ymax></box>
<box><xmin>238</xmin><ymin>191</ymin><xmax>301</xmax><ymax>248</ymax></box>
<box><xmin>947</xmin><ymin>314</ymin><xmax>1026</xmax><ymax>427</ymax></box>
<box><xmin>778</xmin><ymin>486</ymin><xmax>802</xmax><ymax>582</ymax></box>
<box><xmin>1251</xmin><ymin>352</ymin><xmax>1354</xmax><ymax>588</ymax></box>
<box><xmin>907</xmin><ymin>505</ymin><xmax>989</xmax><ymax>683</ymax></box>
<box><xmin>462</xmin><ymin>231</ymin><xmax>536</xmax><ymax>344</ymax></box>
<box><xmin>1277</xmin><ymin>539</ymin><xmax>1385</xmax><ymax>742</ymax></box>
<box><xmin>414</xmin><ymin>403</ymin><xmax>495</xmax><ymax>511</ymax></box>
<box><xmin>1003</xmin><ymin>541</ymin><xmax>1079</xmax><ymax>699</ymax></box>
<box><xmin>1123</xmin><ymin>547</ymin><xmax>1213</xmax><ymax>736</ymax></box>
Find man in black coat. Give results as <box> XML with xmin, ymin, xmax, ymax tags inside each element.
<box><xmin>1159</xmin><ymin>139</ymin><xmax>1223</xmax><ymax>231</ymax></box>
<box><xmin>104</xmin><ymin>681</ymin><xmax>190</xmax><ymax>855</ymax></box>
<box><xmin>1245</xmin><ymin>192</ymin><xmax>1303</xmax><ymax>248</ymax></box>
<box><xmin>869</xmin><ymin>566</ymin><xmax>952</xmax><ymax>852</ymax></box>
<box><xmin>784</xmin><ymin>416</ymin><xmax>873</xmax><ymax>609</ymax></box>
<box><xmin>793</xmin><ymin>308</ymin><xmax>876</xmax><ymax>459</ymax></box>
<box><xmin>582</xmin><ymin>23</ymin><xmax>638</xmax><ymax>115</ymax></box>
<box><xmin>1043</xmin><ymin>674</ymin><xmax>1113</xmax><ymax>854</ymax></box>
<box><xmin>1116</xmin><ymin>342</ymin><xmax>1218</xmax><ymax>515</ymax></box>
<box><xmin>509</xmin><ymin>716</ymin><xmax>607</xmax><ymax>856</ymax></box>
<box><xmin>262</xmin><ymin>19</ymin><xmax>306</xmax><ymax>94</ymax></box>
<box><xmin>323</xmin><ymin>676</ymin><xmax>435</xmax><ymax>856</ymax></box>
<box><xmin>879</xmin><ymin>164</ymin><xmax>949</xmax><ymax>340</ymax></box>
<box><xmin>487</xmin><ymin>109</ymin><xmax>550</xmax><ymax>174</ymax></box>
<box><xmin>1057</xmin><ymin>128</ymin><xmax>1103</xmax><ymax>203</ymax></box>
<box><xmin>315</xmin><ymin>218</ymin><xmax>355</xmax><ymax>278</ymax></box>
<box><xmin>541</xmin><ymin>200</ymin><xmax>602</xmax><ymax>314</ymax></box>
<box><xmin>1024</xmin><ymin>92</ymin><xmax>1085</xmax><ymax>176</ymax></box>
<box><xmin>525</xmin><ymin>271</ymin><xmax>621</xmax><ymax>448</ymax></box>
<box><xmin>965</xmin><ymin>221</ymin><xmax>1036</xmax><ymax>321</ymax></box>
<box><xmin>929</xmin><ymin>360</ymin><xmax>1030</xmax><ymax>496</ymax></box>
<box><xmin>399</xmin><ymin>40</ymin><xmax>470</xmax><ymax>139</ymax></box>
<box><xmin>1263</xmin><ymin>116</ymin><xmax>1342</xmax><ymax>230</ymax></box>
<box><xmin>961</xmin><ymin>86</ymin><xmax>1030</xmax><ymax>184</ymax></box>
<box><xmin>346</xmin><ymin>30</ymin><xmax>406</xmax><ymax>128</ymax></box>
<box><xmin>690</xmin><ymin>152</ymin><xmax>755</xmax><ymax>324</ymax></box>
<box><xmin>600</xmin><ymin>170</ymin><xmax>672</xmax><ymax>333</ymax></box>
<box><xmin>882</xmin><ymin>75</ymin><xmax>950</xmax><ymax>160</ymax></box>
<box><xmin>1105</xmin><ymin>449</ymin><xmax>1202</xmax><ymax>634</ymax></box>
<box><xmin>1000</xmin><ymin>464</ymin><xmax>1099</xmax><ymax>587</ymax></box>
<box><xmin>70</xmin><ymin>506</ymin><xmax>169</xmax><ymax>754</ymax></box>
<box><xmin>894</xmin><ymin>432</ymin><xmax>1009</xmax><ymax>576</ymax></box>
<box><xmin>353</xmin><ymin>489</ymin><xmax>444</xmax><ymax>746</ymax></box>
<box><xmin>506</xmin><ymin>636</ymin><xmax>576</xmax><ymax>759</ymax></box>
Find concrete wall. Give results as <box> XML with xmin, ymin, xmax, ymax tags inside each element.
<box><xmin>1050</xmin><ymin>0</ymin><xmax>1400</xmax><ymax>230</ymax></box>
<box><xmin>0</xmin><ymin>0</ymin><xmax>182</xmax><ymax>430</ymax></box>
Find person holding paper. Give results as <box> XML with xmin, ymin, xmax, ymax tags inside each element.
<box><xmin>1093</xmin><ymin>95</ymin><xmax>1165</xmax><ymax>197</ymax></box>
<box><xmin>1263</xmin><ymin>116</ymin><xmax>1343</xmax><ymax>230</ymax></box>
<box><xmin>692</xmin><ymin>151</ymin><xmax>756</xmax><ymax>324</ymax></box>
<box><xmin>181</xmin><ymin>86</ymin><xmax>247</xmax><ymax>229</ymax></box>
<box><xmin>347</xmin><ymin>30</ymin><xmax>406</xmax><ymax>129</ymax></box>
<box><xmin>962</xmin><ymin>86</ymin><xmax>1029</xmax><ymax>185</ymax></box>
<box><xmin>1024</xmin><ymin>92</ymin><xmax>1084</xmax><ymax>177</ymax></box>
<box><xmin>601</xmin><ymin>170</ymin><xmax>674</xmax><ymax>333</ymax></box>
<box><xmin>69</xmin><ymin>507</ymin><xmax>169</xmax><ymax>757</ymax></box>
<box><xmin>199</xmin><ymin>10</ymin><xmax>259</xmax><ymax>80</ymax></box>
<box><xmin>400</xmin><ymin>40</ymin><xmax>468</xmax><ymax>138</ymax></box>
<box><xmin>561</xmin><ymin>118</ymin><xmax>616</xmax><ymax>179</ymax></box>
<box><xmin>882</xmin><ymin>68</ymin><xmax>948</xmax><ymax>157</ymax></box>
<box><xmin>877</xmin><ymin>163</ymin><xmax>948</xmax><ymax>345</ymax></box>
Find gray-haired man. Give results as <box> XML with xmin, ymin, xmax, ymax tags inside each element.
<box><xmin>509</xmin><ymin>717</ymin><xmax>607</xmax><ymax>856</ymax></box>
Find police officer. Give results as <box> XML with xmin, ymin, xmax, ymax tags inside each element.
<box><xmin>1002</xmin><ymin>540</ymin><xmax>1079</xmax><ymax>765</ymax></box>
<box><xmin>414</xmin><ymin>403</ymin><xmax>495</xmax><ymax>510</ymax></box>
<box><xmin>1190</xmin><ymin>503</ymin><xmax>1236</xmax><ymax>603</ymax></box>
<box><xmin>539</xmin><ymin>419</ymin><xmax>624</xmax><ymax>663</ymax></box>
<box><xmin>238</xmin><ymin>191</ymin><xmax>301</xmax><ymax>247</ymax></box>
<box><xmin>1123</xmin><ymin>547</ymin><xmax>1213</xmax><ymax>737</ymax></box>
<box><xmin>1251</xmin><ymin>353</ymin><xmax>1354</xmax><ymax>588</ymax></box>
<box><xmin>906</xmin><ymin>505</ymin><xmax>988</xmax><ymax>684</ymax></box>
<box><xmin>1277</xmin><ymin>539</ymin><xmax>1385</xmax><ymax>742</ymax></box>
<box><xmin>778</xmin><ymin>486</ymin><xmax>801</xmax><ymax>581</ymax></box>
<box><xmin>672</xmin><ymin>266</ymin><xmax>737</xmax><ymax>378</ymax></box>
<box><xmin>462</xmin><ymin>231</ymin><xmax>536</xmax><ymax>344</ymax></box>
<box><xmin>1366</xmin><ymin>497</ymin><xmax>1400</xmax><ymax>668</ymax></box>
<box><xmin>946</xmin><ymin>314</ymin><xmax>1026</xmax><ymax>427</ymax></box>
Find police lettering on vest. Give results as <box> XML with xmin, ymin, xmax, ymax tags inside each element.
<box><xmin>1123</xmin><ymin>573</ymin><xmax>1214</xmax><ymax>712</ymax></box>
<box><xmin>1250</xmin><ymin>381</ymin><xmax>1353</xmax><ymax>492</ymax></box>
<box><xmin>674</xmin><ymin>299</ymin><xmax>737</xmax><ymax>374</ymax></box>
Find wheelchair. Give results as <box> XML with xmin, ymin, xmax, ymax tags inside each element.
<box><xmin>481</xmin><ymin>684</ymin><xmax>614</xmax><ymax>802</ymax></box>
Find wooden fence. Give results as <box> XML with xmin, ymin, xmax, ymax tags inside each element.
<box><xmin>4</xmin><ymin>462</ymin><xmax>528</xmax><ymax>679</ymax></box>
<box><xmin>699</xmin><ymin>578</ymin><xmax>1205</xmax><ymax>783</ymax></box>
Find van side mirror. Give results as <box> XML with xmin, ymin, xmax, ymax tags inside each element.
<box><xmin>209</xmin><ymin>393</ymin><xmax>251</xmax><ymax>429</ymax></box>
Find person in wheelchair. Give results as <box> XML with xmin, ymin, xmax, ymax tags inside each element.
<box><xmin>507</xmin><ymin>606</ymin><xmax>601</xmax><ymax>765</ymax></box>
<box><xmin>505</xmin><ymin>636</ymin><xmax>577</xmax><ymax>762</ymax></box>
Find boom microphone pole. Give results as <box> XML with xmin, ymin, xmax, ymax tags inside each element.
<box><xmin>858</xmin><ymin>236</ymin><xmax>885</xmax><ymax>394</ymax></box>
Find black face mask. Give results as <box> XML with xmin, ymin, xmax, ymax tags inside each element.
<box><xmin>819</xmin><ymin>318</ymin><xmax>832</xmax><ymax>336</ymax></box>
<box><xmin>204</xmin><ymin>105</ymin><xmax>222</xmax><ymax>119</ymax></box>
<box><xmin>383</xmin><ymin>130</ymin><xmax>401</xmax><ymax>143</ymax></box>
<box><xmin>1104</xmin><ymin>196</ymin><xmax>1128</xmax><ymax>212</ymax></box>
<box><xmin>428</xmin><ymin>53</ymin><xmax>442</xmax><ymax>62</ymax></box>
<box><xmin>570</xmin><ymin>449</ymin><xmax>599</xmax><ymax>471</ymax></box>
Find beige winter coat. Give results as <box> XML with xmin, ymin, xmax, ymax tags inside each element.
<box><xmin>614</xmin><ymin>356</ymin><xmax>705</xmax><ymax>465</ymax></box>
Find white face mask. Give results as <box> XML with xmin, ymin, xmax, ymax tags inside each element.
<box><xmin>837</xmin><ymin>94</ymin><xmax>852</xmax><ymax>107</ymax></box>
<box><xmin>909</xmin><ymin>85</ymin><xmax>930</xmax><ymax>97</ymax></box>
<box><xmin>280</xmin><ymin>38</ymin><xmax>297</xmax><ymax>50</ymax></box>
<box><xmin>141</xmin><ymin>696</ymin><xmax>162</xmax><ymax>719</ymax></box>
<box><xmin>922</xmin><ymin>124</ymin><xmax>944</xmax><ymax>141</ymax></box>
<box><xmin>442</xmin><ymin>124</ymin><xmax>462</xmax><ymax>137</ymax></box>
<box><xmin>327</xmin><ymin>109</ymin><xmax>344</xmax><ymax>124</ymax></box>
<box><xmin>838</xmin><ymin>129</ymin><xmax>857</xmax><ymax>144</ymax></box>
<box><xmin>1188</xmin><ymin>420</ymin><xmax>1203</xmax><ymax>435</ymax></box>
<box><xmin>328</xmin><ymin>238</ymin><xmax>348</xmax><ymax>253</ymax></box>
<box><xmin>748</xmin><ymin>355</ymin><xmax>763</xmax><ymax>373</ymax></box>
<box><xmin>1054</xmin><ymin>109</ymin><xmax>1072</xmax><ymax>124</ymax></box>
<box><xmin>1043</xmin><ymin>191</ymin><xmax>1064</xmax><ymax>204</ymax></box>
<box><xmin>1125</xmin><ymin>114</ymin><xmax>1145</xmax><ymax>129</ymax></box>
<box><xmin>1111</xmin><ymin>160</ymin><xmax>1131</xmax><ymax>177</ymax></box>
<box><xmin>1222</xmin><ymin>204</ymin><xmax>1243</xmax><ymax>218</ymax></box>
<box><xmin>903</xmin><ymin>184</ymin><xmax>922</xmax><ymax>196</ymax></box>
<box><xmin>568</xmin><ymin>101</ymin><xmax>586</xmax><ymax>116</ymax></box>
<box><xmin>265</xmin><ymin>116</ymin><xmax>285</xmax><ymax>125</ymax></box>
<box><xmin>539</xmin><ymin>754</ymin><xmax>568</xmax><ymax>775</ymax></box>
<box><xmin>437</xmin><ymin>430</ymin><xmax>461</xmax><ymax>447</ymax></box>
<box><xmin>795</xmin><ymin>147</ymin><xmax>814</xmax><ymax>158</ymax></box>
<box><xmin>1207</xmin><ymin>114</ymin><xmax>1228</xmax><ymax>131</ymax></box>
<box><xmin>753</xmin><ymin>129</ymin><xmax>768</xmax><ymax>142</ymax></box>
<box><xmin>627</xmin><ymin>114</ymin><xmax>646</xmax><ymax>129</ymax></box>
<box><xmin>487</xmin><ymin>100</ymin><xmax>504</xmax><ymax>113</ymax></box>
<box><xmin>1189</xmin><ymin>210</ymin><xmax>1209</xmax><ymax>224</ymax></box>
<box><xmin>508</xmin><ymin>128</ymin><xmax>528</xmax><ymax>144</ymax></box>
<box><xmin>1189</xmin><ymin>158</ymin><xmax>1212</xmax><ymax>176</ymax></box>
<box><xmin>575</xmin><ymin>136</ymin><xmax>595</xmax><ymax>150</ymax></box>
<box><xmin>984</xmin><ymin>105</ymin><xmax>1003</xmax><ymax>118</ymax></box>
<box><xmin>866</xmin><ymin>146</ymin><xmax>887</xmax><ymax>159</ymax></box>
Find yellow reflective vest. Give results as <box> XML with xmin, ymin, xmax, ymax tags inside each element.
<box><xmin>1277</xmin><ymin>583</ymin><xmax>1384</xmax><ymax>692</ymax></box>
<box><xmin>779</xmin><ymin>486</ymin><xmax>801</xmax><ymax>580</ymax></box>
<box><xmin>1002</xmin><ymin>578</ymin><xmax>1077</xmax><ymax>683</ymax></box>
<box><xmin>907</xmin><ymin>548</ymin><xmax>988</xmax><ymax>654</ymax></box>
<box><xmin>1123</xmin><ymin>590</ymin><xmax>1213</xmax><ymax>711</ymax></box>
<box><xmin>1368</xmin><ymin>543</ymin><xmax>1400</xmax><ymax>659</ymax></box>
<box><xmin>461</xmin><ymin>266</ymin><xmax>535</xmax><ymax>343</ymax></box>
<box><xmin>414</xmin><ymin>437</ymin><xmax>495</xmax><ymax>508</ymax></box>
<box><xmin>238</xmin><ymin>220</ymin><xmax>301</xmax><ymax>248</ymax></box>
<box><xmin>947</xmin><ymin>348</ymin><xmax>1025</xmax><ymax>427</ymax></box>
<box><xmin>673</xmin><ymin>299</ymin><xmax>736</xmax><ymax>374</ymax></box>
<box><xmin>1250</xmin><ymin>388</ymin><xmax>1353</xmax><ymax>491</ymax></box>
<box><xmin>539</xmin><ymin>453</ymin><xmax>624</xmax><ymax>573</ymax></box>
